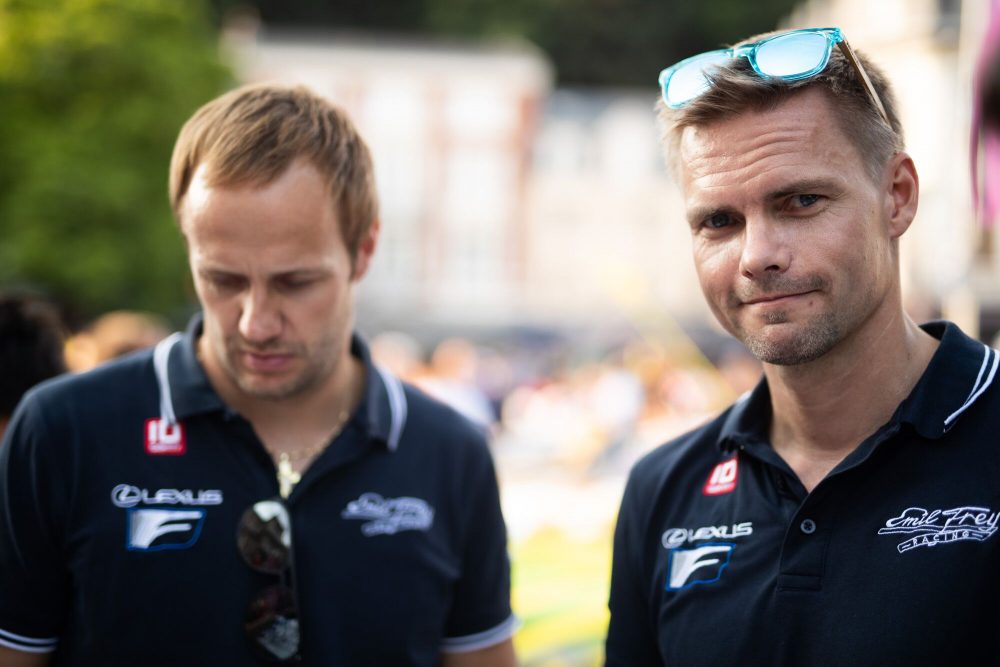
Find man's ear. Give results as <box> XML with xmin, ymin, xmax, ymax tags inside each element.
<box><xmin>884</xmin><ymin>151</ymin><xmax>919</xmax><ymax>240</ymax></box>
<box><xmin>351</xmin><ymin>218</ymin><xmax>380</xmax><ymax>281</ymax></box>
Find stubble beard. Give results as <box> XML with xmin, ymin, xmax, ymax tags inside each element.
<box><xmin>221</xmin><ymin>335</ymin><xmax>339</xmax><ymax>401</ymax></box>
<box><xmin>727</xmin><ymin>274</ymin><xmax>846</xmax><ymax>366</ymax></box>
<box><xmin>738</xmin><ymin>311</ymin><xmax>842</xmax><ymax>366</ymax></box>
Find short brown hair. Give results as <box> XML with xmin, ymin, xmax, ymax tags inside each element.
<box><xmin>169</xmin><ymin>83</ymin><xmax>378</xmax><ymax>261</ymax></box>
<box><xmin>658</xmin><ymin>31</ymin><xmax>905</xmax><ymax>183</ymax></box>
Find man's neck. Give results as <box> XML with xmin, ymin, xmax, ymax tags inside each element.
<box><xmin>198</xmin><ymin>338</ymin><xmax>365</xmax><ymax>455</ymax></box>
<box><xmin>764</xmin><ymin>308</ymin><xmax>939</xmax><ymax>492</ymax></box>
<box><xmin>239</xmin><ymin>359</ymin><xmax>363</xmax><ymax>435</ymax></box>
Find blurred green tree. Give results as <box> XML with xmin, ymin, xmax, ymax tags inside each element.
<box><xmin>0</xmin><ymin>0</ymin><xmax>231</xmax><ymax>322</ymax></box>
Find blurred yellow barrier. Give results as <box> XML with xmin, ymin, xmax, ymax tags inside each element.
<box><xmin>511</xmin><ymin>526</ymin><xmax>612</xmax><ymax>667</ymax></box>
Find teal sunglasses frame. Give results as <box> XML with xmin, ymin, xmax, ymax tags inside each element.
<box><xmin>658</xmin><ymin>27</ymin><xmax>889</xmax><ymax>124</ymax></box>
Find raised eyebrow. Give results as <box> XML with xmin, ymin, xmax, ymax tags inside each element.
<box><xmin>766</xmin><ymin>179</ymin><xmax>838</xmax><ymax>201</ymax></box>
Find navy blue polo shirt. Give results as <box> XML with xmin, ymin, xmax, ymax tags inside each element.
<box><xmin>606</xmin><ymin>321</ymin><xmax>1000</xmax><ymax>666</ymax></box>
<box><xmin>0</xmin><ymin>315</ymin><xmax>515</xmax><ymax>665</ymax></box>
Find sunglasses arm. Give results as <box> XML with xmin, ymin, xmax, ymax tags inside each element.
<box><xmin>836</xmin><ymin>40</ymin><xmax>891</xmax><ymax>126</ymax></box>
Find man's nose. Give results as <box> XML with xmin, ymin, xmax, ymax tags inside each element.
<box><xmin>738</xmin><ymin>217</ymin><xmax>790</xmax><ymax>279</ymax></box>
<box><xmin>238</xmin><ymin>287</ymin><xmax>282</xmax><ymax>343</ymax></box>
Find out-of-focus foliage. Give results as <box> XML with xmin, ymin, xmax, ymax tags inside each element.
<box><xmin>210</xmin><ymin>0</ymin><xmax>799</xmax><ymax>87</ymax></box>
<box><xmin>0</xmin><ymin>0</ymin><xmax>231</xmax><ymax>321</ymax></box>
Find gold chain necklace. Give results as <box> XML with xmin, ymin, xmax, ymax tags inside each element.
<box><xmin>270</xmin><ymin>409</ymin><xmax>350</xmax><ymax>499</ymax></box>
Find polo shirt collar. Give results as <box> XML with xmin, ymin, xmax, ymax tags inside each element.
<box><xmin>154</xmin><ymin>313</ymin><xmax>406</xmax><ymax>452</ymax></box>
<box><xmin>717</xmin><ymin>380</ymin><xmax>772</xmax><ymax>453</ymax></box>
<box><xmin>897</xmin><ymin>321</ymin><xmax>999</xmax><ymax>439</ymax></box>
<box><xmin>715</xmin><ymin>320</ymin><xmax>999</xmax><ymax>451</ymax></box>
<box><xmin>356</xmin><ymin>335</ymin><xmax>408</xmax><ymax>452</ymax></box>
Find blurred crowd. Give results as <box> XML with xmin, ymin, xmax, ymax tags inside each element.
<box><xmin>1</xmin><ymin>293</ymin><xmax>762</xmax><ymax>490</ymax></box>
<box><xmin>372</xmin><ymin>330</ymin><xmax>760</xmax><ymax>482</ymax></box>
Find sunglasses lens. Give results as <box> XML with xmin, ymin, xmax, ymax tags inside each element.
<box><xmin>755</xmin><ymin>32</ymin><xmax>831</xmax><ymax>79</ymax></box>
<box><xmin>663</xmin><ymin>52</ymin><xmax>730</xmax><ymax>108</ymax></box>
<box><xmin>245</xmin><ymin>584</ymin><xmax>300</xmax><ymax>661</ymax></box>
<box><xmin>238</xmin><ymin>500</ymin><xmax>292</xmax><ymax>575</ymax></box>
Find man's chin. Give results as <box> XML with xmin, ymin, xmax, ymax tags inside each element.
<box><xmin>740</xmin><ymin>320</ymin><xmax>839</xmax><ymax>366</ymax></box>
<box><xmin>232</xmin><ymin>373</ymin><xmax>308</xmax><ymax>401</ymax></box>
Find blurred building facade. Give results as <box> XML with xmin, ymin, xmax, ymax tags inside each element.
<box><xmin>787</xmin><ymin>0</ymin><xmax>1000</xmax><ymax>340</ymax></box>
<box><xmin>224</xmin><ymin>0</ymin><xmax>998</xmax><ymax>344</ymax></box>
<box><xmin>224</xmin><ymin>23</ymin><xmax>709</xmax><ymax>343</ymax></box>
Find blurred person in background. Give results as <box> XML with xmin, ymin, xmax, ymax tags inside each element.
<box><xmin>607</xmin><ymin>27</ymin><xmax>1000</xmax><ymax>665</ymax></box>
<box><xmin>0</xmin><ymin>293</ymin><xmax>66</xmax><ymax>441</ymax></box>
<box><xmin>64</xmin><ymin>310</ymin><xmax>170</xmax><ymax>372</ymax></box>
<box><xmin>972</xmin><ymin>0</ymin><xmax>1000</xmax><ymax>243</ymax></box>
<box><xmin>0</xmin><ymin>84</ymin><xmax>516</xmax><ymax>666</ymax></box>
<box><xmin>417</xmin><ymin>338</ymin><xmax>496</xmax><ymax>431</ymax></box>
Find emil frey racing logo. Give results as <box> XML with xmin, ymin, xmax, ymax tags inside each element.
<box><xmin>341</xmin><ymin>493</ymin><xmax>434</xmax><ymax>536</ymax></box>
<box><xmin>877</xmin><ymin>506</ymin><xmax>999</xmax><ymax>553</ymax></box>
<box><xmin>662</xmin><ymin>522</ymin><xmax>752</xmax><ymax>590</ymax></box>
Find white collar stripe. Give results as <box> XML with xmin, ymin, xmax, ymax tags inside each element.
<box><xmin>944</xmin><ymin>346</ymin><xmax>999</xmax><ymax>429</ymax></box>
<box><xmin>963</xmin><ymin>345</ymin><xmax>992</xmax><ymax>404</ymax></box>
<box><xmin>0</xmin><ymin>627</ymin><xmax>58</xmax><ymax>652</ymax></box>
<box><xmin>153</xmin><ymin>332</ymin><xmax>183</xmax><ymax>426</ymax></box>
<box><xmin>375</xmin><ymin>365</ymin><xmax>407</xmax><ymax>452</ymax></box>
<box><xmin>440</xmin><ymin>614</ymin><xmax>520</xmax><ymax>653</ymax></box>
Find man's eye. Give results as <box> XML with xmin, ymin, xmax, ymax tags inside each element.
<box><xmin>791</xmin><ymin>194</ymin><xmax>821</xmax><ymax>208</ymax></box>
<box><xmin>276</xmin><ymin>277</ymin><xmax>313</xmax><ymax>291</ymax></box>
<box><xmin>705</xmin><ymin>212</ymin><xmax>733</xmax><ymax>229</ymax></box>
<box><xmin>210</xmin><ymin>275</ymin><xmax>246</xmax><ymax>291</ymax></box>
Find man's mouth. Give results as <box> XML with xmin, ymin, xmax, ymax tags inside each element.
<box><xmin>743</xmin><ymin>290</ymin><xmax>816</xmax><ymax>305</ymax></box>
<box><xmin>238</xmin><ymin>350</ymin><xmax>295</xmax><ymax>372</ymax></box>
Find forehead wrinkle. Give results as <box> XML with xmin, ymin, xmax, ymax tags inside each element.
<box><xmin>685</xmin><ymin>127</ymin><xmax>815</xmax><ymax>182</ymax></box>
<box><xmin>682</xmin><ymin>125</ymin><xmax>851</xmax><ymax>217</ymax></box>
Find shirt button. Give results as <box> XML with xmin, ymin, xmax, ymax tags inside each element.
<box><xmin>800</xmin><ymin>519</ymin><xmax>817</xmax><ymax>534</ymax></box>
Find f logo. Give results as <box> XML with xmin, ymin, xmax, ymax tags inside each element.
<box><xmin>127</xmin><ymin>508</ymin><xmax>205</xmax><ymax>551</ymax></box>
<box><xmin>666</xmin><ymin>543</ymin><xmax>735</xmax><ymax>590</ymax></box>
<box><xmin>145</xmin><ymin>418</ymin><xmax>186</xmax><ymax>455</ymax></box>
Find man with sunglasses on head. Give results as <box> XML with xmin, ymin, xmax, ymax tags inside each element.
<box><xmin>0</xmin><ymin>84</ymin><xmax>518</xmax><ymax>666</ymax></box>
<box><xmin>606</xmin><ymin>27</ymin><xmax>1000</xmax><ymax>666</ymax></box>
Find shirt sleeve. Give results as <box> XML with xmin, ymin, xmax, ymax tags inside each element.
<box><xmin>440</xmin><ymin>441</ymin><xmax>516</xmax><ymax>653</ymax></box>
<box><xmin>605</xmin><ymin>470</ymin><xmax>662</xmax><ymax>667</ymax></box>
<box><xmin>0</xmin><ymin>395</ymin><xmax>71</xmax><ymax>654</ymax></box>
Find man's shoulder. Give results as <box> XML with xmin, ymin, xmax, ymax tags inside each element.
<box><xmin>398</xmin><ymin>380</ymin><xmax>489</xmax><ymax>446</ymax></box>
<box><xmin>20</xmin><ymin>348</ymin><xmax>156</xmax><ymax>414</ymax></box>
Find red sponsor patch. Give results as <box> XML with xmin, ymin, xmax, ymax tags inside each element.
<box><xmin>703</xmin><ymin>457</ymin><xmax>738</xmax><ymax>495</ymax></box>
<box><xmin>144</xmin><ymin>418</ymin><xmax>186</xmax><ymax>455</ymax></box>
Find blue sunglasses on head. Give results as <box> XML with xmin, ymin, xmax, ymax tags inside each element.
<box><xmin>658</xmin><ymin>27</ymin><xmax>889</xmax><ymax>124</ymax></box>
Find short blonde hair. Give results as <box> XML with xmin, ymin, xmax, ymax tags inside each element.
<box><xmin>659</xmin><ymin>31</ymin><xmax>904</xmax><ymax>183</ymax></box>
<box><xmin>169</xmin><ymin>84</ymin><xmax>378</xmax><ymax>262</ymax></box>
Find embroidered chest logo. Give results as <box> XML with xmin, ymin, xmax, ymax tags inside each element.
<box><xmin>661</xmin><ymin>522</ymin><xmax>752</xmax><ymax>590</ymax></box>
<box><xmin>703</xmin><ymin>457</ymin><xmax>738</xmax><ymax>495</ymax></box>
<box><xmin>145</xmin><ymin>418</ymin><xmax>186</xmax><ymax>455</ymax></box>
<box><xmin>877</xmin><ymin>506</ymin><xmax>999</xmax><ymax>553</ymax></box>
<box><xmin>666</xmin><ymin>544</ymin><xmax>735</xmax><ymax>590</ymax></box>
<box><xmin>126</xmin><ymin>509</ymin><xmax>205</xmax><ymax>551</ymax></box>
<box><xmin>341</xmin><ymin>493</ymin><xmax>434</xmax><ymax>536</ymax></box>
<box><xmin>111</xmin><ymin>483</ymin><xmax>222</xmax><ymax>552</ymax></box>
